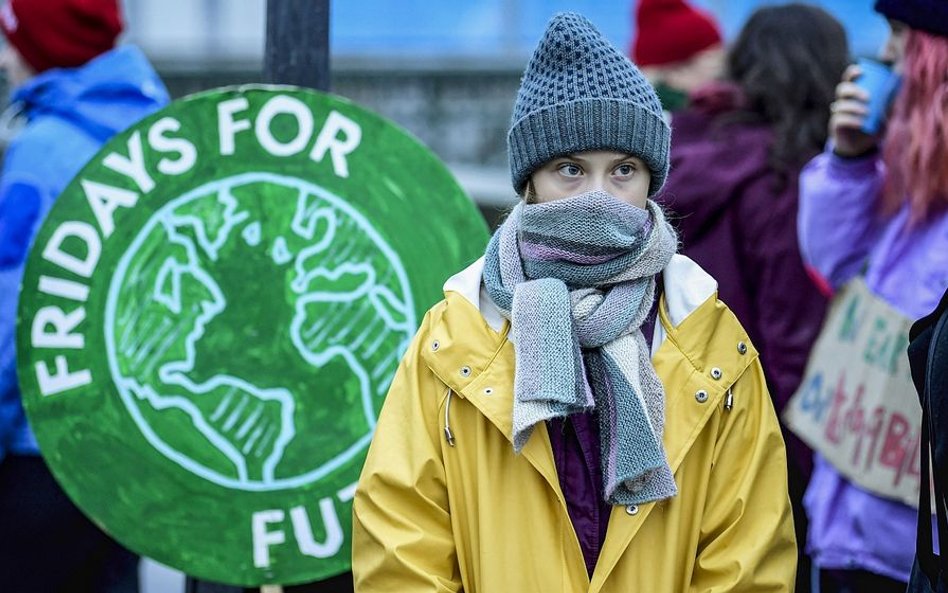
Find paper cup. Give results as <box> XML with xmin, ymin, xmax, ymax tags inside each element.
<box><xmin>854</xmin><ymin>57</ymin><xmax>902</xmax><ymax>136</ymax></box>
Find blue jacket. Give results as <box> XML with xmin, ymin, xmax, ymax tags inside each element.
<box><xmin>0</xmin><ymin>45</ymin><xmax>169</xmax><ymax>460</ymax></box>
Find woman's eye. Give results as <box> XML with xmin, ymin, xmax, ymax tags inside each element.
<box><xmin>557</xmin><ymin>163</ymin><xmax>582</xmax><ymax>177</ymax></box>
<box><xmin>614</xmin><ymin>164</ymin><xmax>636</xmax><ymax>177</ymax></box>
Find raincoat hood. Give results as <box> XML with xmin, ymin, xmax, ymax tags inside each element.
<box><xmin>12</xmin><ymin>45</ymin><xmax>168</xmax><ymax>143</ymax></box>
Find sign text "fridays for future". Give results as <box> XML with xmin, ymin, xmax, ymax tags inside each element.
<box><xmin>28</xmin><ymin>94</ymin><xmax>363</xmax><ymax>398</ymax></box>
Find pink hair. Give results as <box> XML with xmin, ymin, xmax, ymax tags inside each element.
<box><xmin>882</xmin><ymin>29</ymin><xmax>948</xmax><ymax>222</ymax></box>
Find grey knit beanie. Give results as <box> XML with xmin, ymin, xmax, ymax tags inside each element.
<box><xmin>508</xmin><ymin>12</ymin><xmax>670</xmax><ymax>197</ymax></box>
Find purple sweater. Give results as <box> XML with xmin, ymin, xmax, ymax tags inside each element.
<box><xmin>548</xmin><ymin>413</ymin><xmax>610</xmax><ymax>577</ymax></box>
<box><xmin>798</xmin><ymin>148</ymin><xmax>948</xmax><ymax>581</ymax></box>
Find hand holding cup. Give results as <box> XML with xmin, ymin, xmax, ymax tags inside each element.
<box><xmin>829</xmin><ymin>59</ymin><xmax>901</xmax><ymax>157</ymax></box>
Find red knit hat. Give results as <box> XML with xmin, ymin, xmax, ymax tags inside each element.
<box><xmin>632</xmin><ymin>0</ymin><xmax>723</xmax><ymax>67</ymax></box>
<box><xmin>0</xmin><ymin>0</ymin><xmax>123</xmax><ymax>73</ymax></box>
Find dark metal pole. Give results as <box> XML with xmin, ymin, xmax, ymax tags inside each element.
<box><xmin>264</xmin><ymin>0</ymin><xmax>331</xmax><ymax>91</ymax></box>
<box><xmin>256</xmin><ymin>8</ymin><xmax>349</xmax><ymax>593</ymax></box>
<box><xmin>185</xmin><ymin>2</ymin><xmax>334</xmax><ymax>593</ymax></box>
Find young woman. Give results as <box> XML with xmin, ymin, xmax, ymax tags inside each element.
<box><xmin>353</xmin><ymin>12</ymin><xmax>796</xmax><ymax>592</ymax></box>
<box><xmin>658</xmin><ymin>7</ymin><xmax>849</xmax><ymax>590</ymax></box>
<box><xmin>796</xmin><ymin>0</ymin><xmax>948</xmax><ymax>590</ymax></box>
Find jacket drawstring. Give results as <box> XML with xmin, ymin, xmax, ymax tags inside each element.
<box><xmin>724</xmin><ymin>387</ymin><xmax>734</xmax><ymax>411</ymax></box>
<box><xmin>444</xmin><ymin>389</ymin><xmax>456</xmax><ymax>446</ymax></box>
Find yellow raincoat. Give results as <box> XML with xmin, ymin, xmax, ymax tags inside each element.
<box><xmin>353</xmin><ymin>255</ymin><xmax>796</xmax><ymax>592</ymax></box>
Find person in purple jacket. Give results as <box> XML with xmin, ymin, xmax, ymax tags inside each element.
<box><xmin>797</xmin><ymin>0</ymin><xmax>948</xmax><ymax>591</ymax></box>
<box><xmin>658</xmin><ymin>7</ymin><xmax>848</xmax><ymax>590</ymax></box>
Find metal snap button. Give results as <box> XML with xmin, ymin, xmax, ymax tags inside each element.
<box><xmin>460</xmin><ymin>366</ymin><xmax>472</xmax><ymax>377</ymax></box>
<box><xmin>695</xmin><ymin>390</ymin><xmax>709</xmax><ymax>403</ymax></box>
<box><xmin>431</xmin><ymin>340</ymin><xmax>440</xmax><ymax>351</ymax></box>
<box><xmin>737</xmin><ymin>341</ymin><xmax>747</xmax><ymax>355</ymax></box>
<box><xmin>710</xmin><ymin>367</ymin><xmax>723</xmax><ymax>380</ymax></box>
<box><xmin>626</xmin><ymin>504</ymin><xmax>639</xmax><ymax>515</ymax></box>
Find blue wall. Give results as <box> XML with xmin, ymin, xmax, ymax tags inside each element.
<box><xmin>332</xmin><ymin>0</ymin><xmax>888</xmax><ymax>61</ymax></box>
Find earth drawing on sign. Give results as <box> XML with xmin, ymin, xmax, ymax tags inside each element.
<box><xmin>104</xmin><ymin>172</ymin><xmax>415</xmax><ymax>491</ymax></box>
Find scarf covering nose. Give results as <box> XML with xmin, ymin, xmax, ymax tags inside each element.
<box><xmin>482</xmin><ymin>190</ymin><xmax>679</xmax><ymax>505</ymax></box>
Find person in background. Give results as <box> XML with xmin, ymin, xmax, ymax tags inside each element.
<box><xmin>0</xmin><ymin>0</ymin><xmax>170</xmax><ymax>591</ymax></box>
<box><xmin>797</xmin><ymin>0</ymin><xmax>948</xmax><ymax>590</ymax></box>
<box><xmin>631</xmin><ymin>0</ymin><xmax>725</xmax><ymax>112</ymax></box>
<box><xmin>657</xmin><ymin>5</ymin><xmax>848</xmax><ymax>590</ymax></box>
<box><xmin>353</xmin><ymin>12</ymin><xmax>796</xmax><ymax>592</ymax></box>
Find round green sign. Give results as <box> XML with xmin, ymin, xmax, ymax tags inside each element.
<box><xmin>15</xmin><ymin>85</ymin><xmax>488</xmax><ymax>586</ymax></box>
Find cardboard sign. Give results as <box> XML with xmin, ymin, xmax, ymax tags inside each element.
<box><xmin>784</xmin><ymin>278</ymin><xmax>921</xmax><ymax>506</ymax></box>
<box><xmin>15</xmin><ymin>86</ymin><xmax>489</xmax><ymax>586</ymax></box>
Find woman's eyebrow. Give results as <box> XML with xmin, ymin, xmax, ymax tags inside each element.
<box><xmin>554</xmin><ymin>153</ymin><xmax>637</xmax><ymax>165</ymax></box>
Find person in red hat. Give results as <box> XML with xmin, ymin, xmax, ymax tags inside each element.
<box><xmin>631</xmin><ymin>0</ymin><xmax>725</xmax><ymax>112</ymax></box>
<box><xmin>0</xmin><ymin>1</ymin><xmax>169</xmax><ymax>591</ymax></box>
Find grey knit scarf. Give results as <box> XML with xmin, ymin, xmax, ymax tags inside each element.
<box><xmin>482</xmin><ymin>190</ymin><xmax>678</xmax><ymax>505</ymax></box>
